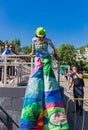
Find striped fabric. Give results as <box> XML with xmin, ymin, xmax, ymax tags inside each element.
<box><xmin>19</xmin><ymin>56</ymin><xmax>69</xmax><ymax>130</ymax></box>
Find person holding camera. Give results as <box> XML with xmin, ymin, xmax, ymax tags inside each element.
<box><xmin>68</xmin><ymin>66</ymin><xmax>84</xmax><ymax>115</ymax></box>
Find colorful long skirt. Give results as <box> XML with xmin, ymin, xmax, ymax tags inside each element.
<box><xmin>20</xmin><ymin>56</ymin><xmax>69</xmax><ymax>130</ymax></box>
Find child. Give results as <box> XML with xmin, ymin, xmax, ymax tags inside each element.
<box><xmin>19</xmin><ymin>27</ymin><xmax>69</xmax><ymax>130</ymax></box>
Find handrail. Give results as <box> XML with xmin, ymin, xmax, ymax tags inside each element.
<box><xmin>66</xmin><ymin>98</ymin><xmax>88</xmax><ymax>130</ymax></box>
<box><xmin>0</xmin><ymin>117</ymin><xmax>8</xmax><ymax>127</ymax></box>
<box><xmin>0</xmin><ymin>106</ymin><xmax>19</xmax><ymax>129</ymax></box>
<box><xmin>64</xmin><ymin>87</ymin><xmax>88</xmax><ymax>106</ymax></box>
<box><xmin>0</xmin><ymin>55</ymin><xmax>32</xmax><ymax>87</ymax></box>
<box><xmin>0</xmin><ymin>55</ymin><xmax>60</xmax><ymax>87</ymax></box>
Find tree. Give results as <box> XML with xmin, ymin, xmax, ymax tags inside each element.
<box><xmin>4</xmin><ymin>40</ymin><xmax>9</xmax><ymax>45</ymax></box>
<box><xmin>76</xmin><ymin>44</ymin><xmax>88</xmax><ymax>70</ymax></box>
<box><xmin>57</xmin><ymin>44</ymin><xmax>77</xmax><ymax>67</ymax></box>
<box><xmin>21</xmin><ymin>45</ymin><xmax>32</xmax><ymax>54</ymax></box>
<box><xmin>79</xmin><ymin>46</ymin><xmax>85</xmax><ymax>54</ymax></box>
<box><xmin>78</xmin><ymin>44</ymin><xmax>88</xmax><ymax>54</ymax></box>
<box><xmin>11</xmin><ymin>38</ymin><xmax>21</xmax><ymax>52</ymax></box>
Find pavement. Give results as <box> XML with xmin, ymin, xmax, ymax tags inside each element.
<box><xmin>60</xmin><ymin>75</ymin><xmax>88</xmax><ymax>130</ymax></box>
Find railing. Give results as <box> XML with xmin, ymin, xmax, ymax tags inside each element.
<box><xmin>66</xmin><ymin>98</ymin><xmax>88</xmax><ymax>130</ymax></box>
<box><xmin>0</xmin><ymin>106</ymin><xmax>19</xmax><ymax>130</ymax></box>
<box><xmin>0</xmin><ymin>55</ymin><xmax>32</xmax><ymax>87</ymax></box>
<box><xmin>0</xmin><ymin>55</ymin><xmax>60</xmax><ymax>87</ymax></box>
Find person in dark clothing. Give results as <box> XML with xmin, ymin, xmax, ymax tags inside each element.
<box><xmin>68</xmin><ymin>66</ymin><xmax>84</xmax><ymax>115</ymax></box>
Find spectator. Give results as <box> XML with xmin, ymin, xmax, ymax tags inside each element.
<box><xmin>2</xmin><ymin>44</ymin><xmax>10</xmax><ymax>55</ymax></box>
<box><xmin>8</xmin><ymin>44</ymin><xmax>16</xmax><ymax>84</ymax></box>
<box><xmin>1</xmin><ymin>44</ymin><xmax>11</xmax><ymax>83</ymax></box>
<box><xmin>68</xmin><ymin>66</ymin><xmax>84</xmax><ymax>115</ymax></box>
<box><xmin>9</xmin><ymin>44</ymin><xmax>15</xmax><ymax>55</ymax></box>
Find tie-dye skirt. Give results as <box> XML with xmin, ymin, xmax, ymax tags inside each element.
<box><xmin>20</xmin><ymin>56</ymin><xmax>69</xmax><ymax>130</ymax></box>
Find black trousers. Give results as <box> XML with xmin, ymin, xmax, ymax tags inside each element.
<box><xmin>73</xmin><ymin>86</ymin><xmax>84</xmax><ymax>110</ymax></box>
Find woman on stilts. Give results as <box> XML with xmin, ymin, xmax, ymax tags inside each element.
<box><xmin>19</xmin><ymin>27</ymin><xmax>69</xmax><ymax>130</ymax></box>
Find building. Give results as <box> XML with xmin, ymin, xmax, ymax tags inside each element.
<box><xmin>0</xmin><ymin>40</ymin><xmax>4</xmax><ymax>54</ymax></box>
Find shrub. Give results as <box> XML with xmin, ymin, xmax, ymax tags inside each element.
<box><xmin>83</xmin><ymin>74</ymin><xmax>88</xmax><ymax>79</ymax></box>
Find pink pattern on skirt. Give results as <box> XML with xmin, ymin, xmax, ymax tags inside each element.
<box><xmin>30</xmin><ymin>57</ymin><xmax>42</xmax><ymax>77</ymax></box>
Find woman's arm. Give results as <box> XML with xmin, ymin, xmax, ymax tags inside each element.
<box><xmin>73</xmin><ymin>69</ymin><xmax>83</xmax><ymax>79</ymax></box>
<box><xmin>29</xmin><ymin>43</ymin><xmax>35</xmax><ymax>57</ymax></box>
<box><xmin>75</xmin><ymin>72</ymin><xmax>83</xmax><ymax>79</ymax></box>
<box><xmin>48</xmin><ymin>42</ymin><xmax>59</xmax><ymax>61</ymax></box>
<box><xmin>48</xmin><ymin>42</ymin><xmax>57</xmax><ymax>54</ymax></box>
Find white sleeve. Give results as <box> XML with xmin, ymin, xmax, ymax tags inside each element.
<box><xmin>32</xmin><ymin>37</ymin><xmax>37</xmax><ymax>44</ymax></box>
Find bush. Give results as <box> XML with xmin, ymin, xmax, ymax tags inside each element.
<box><xmin>83</xmin><ymin>74</ymin><xmax>88</xmax><ymax>79</ymax></box>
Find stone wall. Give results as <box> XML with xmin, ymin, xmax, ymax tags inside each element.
<box><xmin>0</xmin><ymin>87</ymin><xmax>25</xmax><ymax>130</ymax></box>
<box><xmin>0</xmin><ymin>71</ymin><xmax>63</xmax><ymax>130</ymax></box>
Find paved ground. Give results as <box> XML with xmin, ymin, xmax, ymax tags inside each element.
<box><xmin>0</xmin><ymin>74</ymin><xmax>88</xmax><ymax>130</ymax></box>
<box><xmin>60</xmin><ymin>75</ymin><xmax>88</xmax><ymax>130</ymax></box>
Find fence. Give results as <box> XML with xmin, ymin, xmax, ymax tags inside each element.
<box><xmin>0</xmin><ymin>55</ymin><xmax>60</xmax><ymax>87</ymax></box>
<box><xmin>0</xmin><ymin>55</ymin><xmax>32</xmax><ymax>87</ymax></box>
<box><xmin>66</xmin><ymin>98</ymin><xmax>88</xmax><ymax>130</ymax></box>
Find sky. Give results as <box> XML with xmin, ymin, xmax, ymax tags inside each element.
<box><xmin>0</xmin><ymin>0</ymin><xmax>88</xmax><ymax>48</ymax></box>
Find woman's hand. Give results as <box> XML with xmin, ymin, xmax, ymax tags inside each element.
<box><xmin>29</xmin><ymin>52</ymin><xmax>33</xmax><ymax>57</ymax></box>
<box><xmin>54</xmin><ymin>54</ymin><xmax>60</xmax><ymax>62</ymax></box>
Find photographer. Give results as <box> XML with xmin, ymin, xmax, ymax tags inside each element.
<box><xmin>68</xmin><ymin>66</ymin><xmax>84</xmax><ymax>115</ymax></box>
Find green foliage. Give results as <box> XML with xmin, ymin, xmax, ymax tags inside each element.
<box><xmin>56</xmin><ymin>44</ymin><xmax>88</xmax><ymax>71</ymax></box>
<box><xmin>84</xmin><ymin>63</ymin><xmax>88</xmax><ymax>72</ymax></box>
<box><xmin>11</xmin><ymin>38</ymin><xmax>21</xmax><ymax>52</ymax></box>
<box><xmin>4</xmin><ymin>40</ymin><xmax>9</xmax><ymax>45</ymax></box>
<box><xmin>10</xmin><ymin>38</ymin><xmax>32</xmax><ymax>54</ymax></box>
<box><xmin>79</xmin><ymin>46</ymin><xmax>85</xmax><ymax>54</ymax></box>
<box><xmin>21</xmin><ymin>45</ymin><xmax>32</xmax><ymax>54</ymax></box>
<box><xmin>57</xmin><ymin>44</ymin><xmax>77</xmax><ymax>67</ymax></box>
<box><xmin>83</xmin><ymin>74</ymin><xmax>88</xmax><ymax>79</ymax></box>
<box><xmin>77</xmin><ymin>61</ymin><xmax>88</xmax><ymax>71</ymax></box>
<box><xmin>78</xmin><ymin>44</ymin><xmax>88</xmax><ymax>54</ymax></box>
